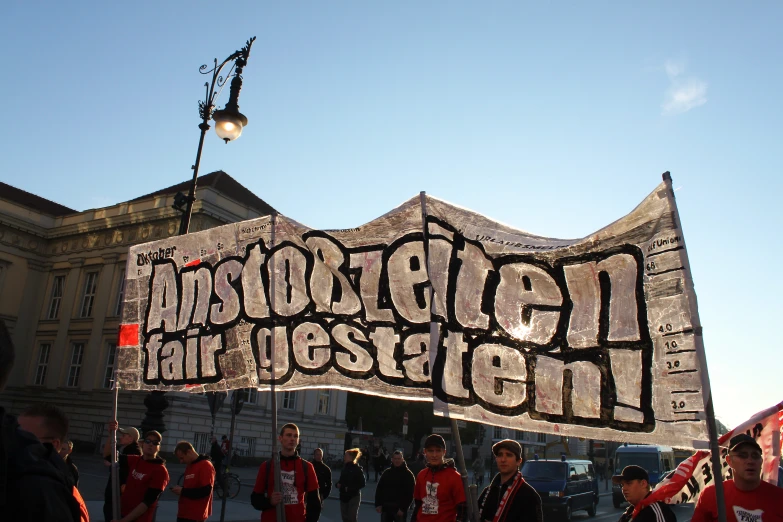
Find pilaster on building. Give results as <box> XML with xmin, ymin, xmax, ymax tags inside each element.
<box><xmin>0</xmin><ymin>172</ymin><xmax>349</xmax><ymax>457</ymax></box>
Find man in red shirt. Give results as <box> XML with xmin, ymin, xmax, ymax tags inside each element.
<box><xmin>109</xmin><ymin>424</ymin><xmax>169</xmax><ymax>522</ymax></box>
<box><xmin>172</xmin><ymin>440</ymin><xmax>215</xmax><ymax>522</ymax></box>
<box><xmin>411</xmin><ymin>434</ymin><xmax>466</xmax><ymax>522</ymax></box>
<box><xmin>692</xmin><ymin>434</ymin><xmax>783</xmax><ymax>522</ymax></box>
<box><xmin>251</xmin><ymin>423</ymin><xmax>321</xmax><ymax>522</ymax></box>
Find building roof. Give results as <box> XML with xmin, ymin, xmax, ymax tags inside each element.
<box><xmin>131</xmin><ymin>170</ymin><xmax>276</xmax><ymax>216</ymax></box>
<box><xmin>0</xmin><ymin>181</ymin><xmax>77</xmax><ymax>216</ymax></box>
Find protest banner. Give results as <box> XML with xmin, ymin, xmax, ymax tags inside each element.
<box><xmin>647</xmin><ymin>401</ymin><xmax>782</xmax><ymax>505</ymax></box>
<box><xmin>117</xmin><ymin>179</ymin><xmax>711</xmax><ymax>447</ymax></box>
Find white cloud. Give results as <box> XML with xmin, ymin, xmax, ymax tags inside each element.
<box><xmin>661</xmin><ymin>60</ymin><xmax>707</xmax><ymax>115</ymax></box>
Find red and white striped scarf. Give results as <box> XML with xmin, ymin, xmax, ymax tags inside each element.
<box><xmin>491</xmin><ymin>472</ymin><xmax>525</xmax><ymax>522</ymax></box>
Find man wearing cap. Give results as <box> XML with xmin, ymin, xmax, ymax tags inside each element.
<box><xmin>692</xmin><ymin>434</ymin><xmax>783</xmax><ymax>522</ymax></box>
<box><xmin>478</xmin><ymin>440</ymin><xmax>542</xmax><ymax>522</ymax></box>
<box><xmin>105</xmin><ymin>421</ymin><xmax>169</xmax><ymax>522</ymax></box>
<box><xmin>104</xmin><ymin>425</ymin><xmax>142</xmax><ymax>522</ymax></box>
<box><xmin>613</xmin><ymin>465</ymin><xmax>676</xmax><ymax>522</ymax></box>
<box><xmin>410</xmin><ymin>434</ymin><xmax>466</xmax><ymax>522</ymax></box>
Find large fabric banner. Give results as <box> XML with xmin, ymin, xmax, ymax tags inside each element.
<box><xmin>648</xmin><ymin>402</ymin><xmax>782</xmax><ymax>505</ymax></box>
<box><xmin>117</xmin><ymin>180</ymin><xmax>710</xmax><ymax>446</ymax></box>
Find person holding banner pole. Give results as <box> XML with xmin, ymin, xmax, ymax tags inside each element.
<box><xmin>691</xmin><ymin>434</ymin><xmax>783</xmax><ymax>522</ymax></box>
<box><xmin>251</xmin><ymin>423</ymin><xmax>321</xmax><ymax>522</ymax></box>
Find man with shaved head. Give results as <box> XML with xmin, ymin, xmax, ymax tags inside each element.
<box><xmin>0</xmin><ymin>319</ymin><xmax>80</xmax><ymax>521</ymax></box>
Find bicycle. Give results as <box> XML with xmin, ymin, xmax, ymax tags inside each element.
<box><xmin>176</xmin><ymin>466</ymin><xmax>241</xmax><ymax>500</ymax></box>
<box><xmin>215</xmin><ymin>466</ymin><xmax>241</xmax><ymax>500</ymax></box>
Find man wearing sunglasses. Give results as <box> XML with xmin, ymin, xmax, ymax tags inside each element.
<box><xmin>107</xmin><ymin>420</ymin><xmax>170</xmax><ymax>522</ymax></box>
<box><xmin>691</xmin><ymin>434</ymin><xmax>782</xmax><ymax>522</ymax></box>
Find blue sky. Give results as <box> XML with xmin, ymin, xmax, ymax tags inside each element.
<box><xmin>2</xmin><ymin>2</ymin><xmax>781</xmax><ymax>430</ymax></box>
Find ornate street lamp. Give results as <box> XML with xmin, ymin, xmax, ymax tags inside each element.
<box><xmin>141</xmin><ymin>37</ymin><xmax>256</xmax><ymax>437</ymax></box>
<box><xmin>174</xmin><ymin>36</ymin><xmax>257</xmax><ymax>235</ymax></box>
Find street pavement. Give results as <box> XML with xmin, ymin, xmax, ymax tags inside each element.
<box><xmin>75</xmin><ymin>453</ymin><xmax>693</xmax><ymax>522</ymax></box>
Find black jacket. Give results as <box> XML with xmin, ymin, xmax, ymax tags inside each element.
<box><xmin>375</xmin><ymin>462</ymin><xmax>415</xmax><ymax>513</ymax></box>
<box><xmin>337</xmin><ymin>461</ymin><xmax>366</xmax><ymax>502</ymax></box>
<box><xmin>618</xmin><ymin>495</ymin><xmax>677</xmax><ymax>522</ymax></box>
<box><xmin>312</xmin><ymin>459</ymin><xmax>332</xmax><ymax>501</ymax></box>
<box><xmin>0</xmin><ymin>409</ymin><xmax>80</xmax><ymax>522</ymax></box>
<box><xmin>478</xmin><ymin>473</ymin><xmax>543</xmax><ymax>522</ymax></box>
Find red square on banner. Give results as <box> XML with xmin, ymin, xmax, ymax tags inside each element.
<box><xmin>118</xmin><ymin>324</ymin><xmax>139</xmax><ymax>347</ymax></box>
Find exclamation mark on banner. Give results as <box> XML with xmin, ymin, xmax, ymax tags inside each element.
<box><xmin>609</xmin><ymin>349</ymin><xmax>644</xmax><ymax>423</ymax></box>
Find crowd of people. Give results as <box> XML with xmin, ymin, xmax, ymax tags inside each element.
<box><xmin>1</xmin><ymin>317</ymin><xmax>781</xmax><ymax>522</ymax></box>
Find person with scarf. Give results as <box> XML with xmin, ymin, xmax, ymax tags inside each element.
<box><xmin>478</xmin><ymin>439</ymin><xmax>542</xmax><ymax>522</ymax></box>
<box><xmin>411</xmin><ymin>434</ymin><xmax>466</xmax><ymax>522</ymax></box>
<box><xmin>336</xmin><ymin>448</ymin><xmax>366</xmax><ymax>522</ymax></box>
<box><xmin>613</xmin><ymin>465</ymin><xmax>676</xmax><ymax>522</ymax></box>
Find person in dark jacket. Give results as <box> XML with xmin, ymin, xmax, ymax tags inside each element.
<box><xmin>375</xmin><ymin>450</ymin><xmax>415</xmax><ymax>522</ymax></box>
<box><xmin>613</xmin><ymin>466</ymin><xmax>676</xmax><ymax>522</ymax></box>
<box><xmin>59</xmin><ymin>439</ymin><xmax>80</xmax><ymax>487</ymax></box>
<box><xmin>312</xmin><ymin>448</ymin><xmax>332</xmax><ymax>505</ymax></box>
<box><xmin>0</xmin><ymin>323</ymin><xmax>80</xmax><ymax>522</ymax></box>
<box><xmin>478</xmin><ymin>440</ymin><xmax>542</xmax><ymax>522</ymax></box>
<box><xmin>336</xmin><ymin>448</ymin><xmax>366</xmax><ymax>522</ymax></box>
<box><xmin>0</xmin><ymin>406</ymin><xmax>81</xmax><ymax>522</ymax></box>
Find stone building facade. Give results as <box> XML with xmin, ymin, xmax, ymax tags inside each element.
<box><xmin>0</xmin><ymin>172</ymin><xmax>349</xmax><ymax>458</ymax></box>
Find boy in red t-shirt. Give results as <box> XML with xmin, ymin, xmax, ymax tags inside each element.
<box><xmin>172</xmin><ymin>440</ymin><xmax>216</xmax><ymax>522</ymax></box>
<box><xmin>251</xmin><ymin>423</ymin><xmax>321</xmax><ymax>522</ymax></box>
<box><xmin>411</xmin><ymin>434</ymin><xmax>466</xmax><ymax>522</ymax></box>
<box><xmin>114</xmin><ymin>428</ymin><xmax>169</xmax><ymax>522</ymax></box>
<box><xmin>692</xmin><ymin>434</ymin><xmax>783</xmax><ymax>522</ymax></box>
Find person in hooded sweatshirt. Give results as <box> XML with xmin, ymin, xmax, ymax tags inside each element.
<box><xmin>411</xmin><ymin>435</ymin><xmax>466</xmax><ymax>522</ymax></box>
<box><xmin>336</xmin><ymin>448</ymin><xmax>367</xmax><ymax>522</ymax></box>
<box><xmin>171</xmin><ymin>441</ymin><xmax>216</xmax><ymax>522</ymax></box>
<box><xmin>0</xmin><ymin>320</ymin><xmax>81</xmax><ymax>522</ymax></box>
<box><xmin>375</xmin><ymin>450</ymin><xmax>415</xmax><ymax>522</ymax></box>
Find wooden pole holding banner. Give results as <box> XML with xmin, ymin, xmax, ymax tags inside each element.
<box><xmin>661</xmin><ymin>172</ymin><xmax>727</xmax><ymax>522</ymax></box>
<box><xmin>269</xmin><ymin>212</ymin><xmax>286</xmax><ymax>522</ymax></box>
<box><xmin>419</xmin><ymin>192</ymin><xmax>479</xmax><ymax>522</ymax></box>
<box><xmin>111</xmin><ymin>371</ymin><xmax>121</xmax><ymax>522</ymax></box>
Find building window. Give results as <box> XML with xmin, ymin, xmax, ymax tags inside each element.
<box><xmin>537</xmin><ymin>433</ymin><xmax>546</xmax><ymax>443</ymax></box>
<box><xmin>493</xmin><ymin>426</ymin><xmax>503</xmax><ymax>440</ymax></box>
<box><xmin>282</xmin><ymin>391</ymin><xmax>297</xmax><ymax>410</ymax></box>
<box><xmin>317</xmin><ymin>390</ymin><xmax>331</xmax><ymax>415</ymax></box>
<box><xmin>114</xmin><ymin>269</ymin><xmax>126</xmax><ymax>316</ymax></box>
<box><xmin>193</xmin><ymin>432</ymin><xmax>210</xmax><ymax>455</ymax></box>
<box><xmin>34</xmin><ymin>343</ymin><xmax>51</xmax><ymax>385</ymax></box>
<box><xmin>239</xmin><ymin>436</ymin><xmax>257</xmax><ymax>457</ymax></box>
<box><xmin>103</xmin><ymin>343</ymin><xmax>117</xmax><ymax>389</ymax></box>
<box><xmin>67</xmin><ymin>342</ymin><xmax>85</xmax><ymax>387</ymax></box>
<box><xmin>246</xmin><ymin>388</ymin><xmax>259</xmax><ymax>405</ymax></box>
<box><xmin>47</xmin><ymin>275</ymin><xmax>65</xmax><ymax>319</ymax></box>
<box><xmin>515</xmin><ymin>430</ymin><xmax>525</xmax><ymax>440</ymax></box>
<box><xmin>79</xmin><ymin>271</ymin><xmax>99</xmax><ymax>318</ymax></box>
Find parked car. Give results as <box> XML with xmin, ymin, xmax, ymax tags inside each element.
<box><xmin>521</xmin><ymin>457</ymin><xmax>599</xmax><ymax>521</ymax></box>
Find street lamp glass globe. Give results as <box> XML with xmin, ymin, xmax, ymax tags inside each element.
<box><xmin>215</xmin><ymin>116</ymin><xmax>244</xmax><ymax>142</ymax></box>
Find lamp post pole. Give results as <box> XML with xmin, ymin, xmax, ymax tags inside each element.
<box><xmin>175</xmin><ymin>36</ymin><xmax>256</xmax><ymax>235</ymax></box>
<box><xmin>140</xmin><ymin>37</ymin><xmax>256</xmax><ymax>438</ymax></box>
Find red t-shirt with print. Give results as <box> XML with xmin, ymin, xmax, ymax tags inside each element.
<box><xmin>253</xmin><ymin>457</ymin><xmax>319</xmax><ymax>522</ymax></box>
<box><xmin>414</xmin><ymin>465</ymin><xmax>466</xmax><ymax>522</ymax></box>
<box><xmin>178</xmin><ymin>456</ymin><xmax>216</xmax><ymax>521</ymax></box>
<box><xmin>692</xmin><ymin>480</ymin><xmax>783</xmax><ymax>522</ymax></box>
<box><xmin>121</xmin><ymin>455</ymin><xmax>170</xmax><ymax>522</ymax></box>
